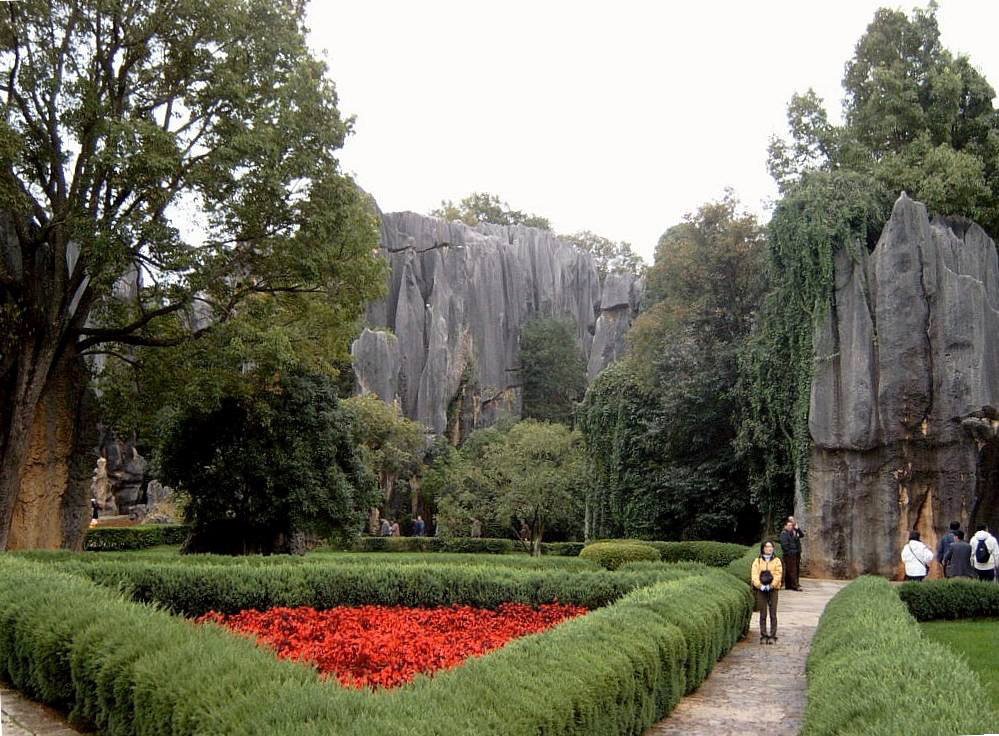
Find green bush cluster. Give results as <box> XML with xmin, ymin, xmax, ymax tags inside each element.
<box><xmin>803</xmin><ymin>576</ymin><xmax>995</xmax><ymax>736</ymax></box>
<box><xmin>350</xmin><ymin>536</ymin><xmax>517</xmax><ymax>554</ymax></box>
<box><xmin>83</xmin><ymin>525</ymin><xmax>190</xmax><ymax>551</ymax></box>
<box><xmin>647</xmin><ymin>541</ymin><xmax>750</xmax><ymax>567</ymax></box>
<box><xmin>898</xmin><ymin>579</ymin><xmax>999</xmax><ymax>621</ymax></box>
<box><xmin>580</xmin><ymin>541</ymin><xmax>661</xmax><ymax>570</ymax></box>
<box><xmin>0</xmin><ymin>555</ymin><xmax>751</xmax><ymax>736</ymax></box>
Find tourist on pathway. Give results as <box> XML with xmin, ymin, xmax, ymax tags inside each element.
<box><xmin>380</xmin><ymin>518</ymin><xmax>391</xmax><ymax>537</ymax></box>
<box><xmin>969</xmin><ymin>524</ymin><xmax>999</xmax><ymax>582</ymax></box>
<box><xmin>390</xmin><ymin>520</ymin><xmax>401</xmax><ymax>537</ymax></box>
<box><xmin>901</xmin><ymin>531</ymin><xmax>934</xmax><ymax>581</ymax></box>
<box><xmin>942</xmin><ymin>530</ymin><xmax>975</xmax><ymax>579</ymax></box>
<box><xmin>90</xmin><ymin>497</ymin><xmax>100</xmax><ymax>525</ymax></box>
<box><xmin>937</xmin><ymin>520</ymin><xmax>961</xmax><ymax>576</ymax></box>
<box><xmin>779</xmin><ymin>518</ymin><xmax>804</xmax><ymax>591</ymax></box>
<box><xmin>413</xmin><ymin>515</ymin><xmax>425</xmax><ymax>537</ymax></box>
<box><xmin>751</xmin><ymin>540</ymin><xmax>783</xmax><ymax>645</ymax></box>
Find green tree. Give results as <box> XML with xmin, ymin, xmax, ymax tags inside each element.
<box><xmin>519</xmin><ymin>317</ymin><xmax>586</xmax><ymax>425</ymax></box>
<box><xmin>341</xmin><ymin>394</ymin><xmax>427</xmax><ymax>513</ymax></box>
<box><xmin>561</xmin><ymin>231</ymin><xmax>644</xmax><ymax>279</ymax></box>
<box><xmin>578</xmin><ymin>194</ymin><xmax>766</xmax><ymax>541</ymax></box>
<box><xmin>768</xmin><ymin>4</ymin><xmax>999</xmax><ymax>234</ymax></box>
<box><xmin>159</xmin><ymin>372</ymin><xmax>377</xmax><ymax>555</ymax></box>
<box><xmin>431</xmin><ymin>192</ymin><xmax>551</xmax><ymax>230</ymax></box>
<box><xmin>0</xmin><ymin>0</ymin><xmax>384</xmax><ymax>548</ymax></box>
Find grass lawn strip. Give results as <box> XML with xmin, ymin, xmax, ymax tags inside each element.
<box><xmin>920</xmin><ymin>618</ymin><xmax>999</xmax><ymax>714</ymax></box>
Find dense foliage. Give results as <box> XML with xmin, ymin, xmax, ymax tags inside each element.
<box><xmin>579</xmin><ymin>541</ymin><xmax>660</xmax><ymax>570</ymax></box>
<box><xmin>84</xmin><ymin>525</ymin><xmax>189</xmax><ymax>551</ymax></box>
<box><xmin>431</xmin><ymin>192</ymin><xmax>551</xmax><ymax>229</ymax></box>
<box><xmin>560</xmin><ymin>231</ymin><xmax>645</xmax><ymax>278</ymax></box>
<box><xmin>0</xmin><ymin>0</ymin><xmax>385</xmax><ymax>547</ymax></box>
<box><xmin>159</xmin><ymin>373</ymin><xmax>376</xmax><ymax>554</ymax></box>
<box><xmin>519</xmin><ymin>317</ymin><xmax>586</xmax><ymax>425</ymax></box>
<box><xmin>578</xmin><ymin>195</ymin><xmax>765</xmax><ymax>541</ymax></box>
<box><xmin>898</xmin><ymin>579</ymin><xmax>999</xmax><ymax>621</ymax></box>
<box><xmin>804</xmin><ymin>577</ymin><xmax>995</xmax><ymax>735</ymax></box>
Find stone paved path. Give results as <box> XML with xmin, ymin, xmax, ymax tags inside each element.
<box><xmin>645</xmin><ymin>578</ymin><xmax>848</xmax><ymax>736</ymax></box>
<box><xmin>1</xmin><ymin>686</ymin><xmax>89</xmax><ymax>736</ymax></box>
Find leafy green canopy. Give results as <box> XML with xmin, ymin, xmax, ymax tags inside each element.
<box><xmin>560</xmin><ymin>230</ymin><xmax>644</xmax><ymax>279</ymax></box>
<box><xmin>578</xmin><ymin>194</ymin><xmax>765</xmax><ymax>541</ymax></box>
<box><xmin>768</xmin><ymin>4</ymin><xmax>999</xmax><ymax>235</ymax></box>
<box><xmin>431</xmin><ymin>192</ymin><xmax>551</xmax><ymax>229</ymax></box>
<box><xmin>519</xmin><ymin>317</ymin><xmax>586</xmax><ymax>425</ymax></box>
<box><xmin>159</xmin><ymin>372</ymin><xmax>377</xmax><ymax>554</ymax></box>
<box><xmin>0</xmin><ymin>0</ymin><xmax>385</xmax><ymax>435</ymax></box>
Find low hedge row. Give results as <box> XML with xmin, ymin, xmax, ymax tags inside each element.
<box><xmin>580</xmin><ymin>541</ymin><xmax>661</xmax><ymax>570</ymax></box>
<box><xmin>0</xmin><ymin>556</ymin><xmax>751</xmax><ymax>736</ymax></box>
<box><xmin>803</xmin><ymin>576</ymin><xmax>995</xmax><ymax>736</ymax></box>
<box><xmin>898</xmin><ymin>578</ymin><xmax>999</xmax><ymax>620</ymax></box>
<box><xmin>647</xmin><ymin>541</ymin><xmax>750</xmax><ymax>567</ymax></box>
<box><xmin>83</xmin><ymin>525</ymin><xmax>190</xmax><ymax>551</ymax></box>
<box><xmin>62</xmin><ymin>558</ymin><xmax>706</xmax><ymax>616</ymax></box>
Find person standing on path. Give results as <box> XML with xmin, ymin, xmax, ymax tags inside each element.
<box><xmin>779</xmin><ymin>519</ymin><xmax>803</xmax><ymax>591</ymax></box>
<box><xmin>380</xmin><ymin>517</ymin><xmax>391</xmax><ymax>537</ymax></box>
<box><xmin>751</xmin><ymin>540</ymin><xmax>783</xmax><ymax>645</ymax></box>
<box><xmin>970</xmin><ymin>524</ymin><xmax>999</xmax><ymax>581</ymax></box>
<box><xmin>942</xmin><ymin>530</ymin><xmax>976</xmax><ymax>579</ymax></box>
<box><xmin>901</xmin><ymin>531</ymin><xmax>934</xmax><ymax>581</ymax></box>
<box><xmin>937</xmin><ymin>521</ymin><xmax>961</xmax><ymax>577</ymax></box>
<box><xmin>413</xmin><ymin>515</ymin><xmax>425</xmax><ymax>537</ymax></box>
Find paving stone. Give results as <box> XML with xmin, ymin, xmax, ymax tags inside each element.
<box><xmin>644</xmin><ymin>578</ymin><xmax>848</xmax><ymax>736</ymax></box>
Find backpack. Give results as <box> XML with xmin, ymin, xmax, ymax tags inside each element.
<box><xmin>975</xmin><ymin>537</ymin><xmax>991</xmax><ymax>564</ymax></box>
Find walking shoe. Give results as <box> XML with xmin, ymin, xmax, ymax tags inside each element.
<box><xmin>770</xmin><ymin>636</ymin><xmax>778</xmax><ymax>644</ymax></box>
<box><xmin>760</xmin><ymin>635</ymin><xmax>768</xmax><ymax>645</ymax></box>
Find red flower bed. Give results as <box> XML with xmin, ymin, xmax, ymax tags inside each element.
<box><xmin>198</xmin><ymin>602</ymin><xmax>586</xmax><ymax>688</ymax></box>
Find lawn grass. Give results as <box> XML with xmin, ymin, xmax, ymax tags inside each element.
<box><xmin>920</xmin><ymin>618</ymin><xmax>999</xmax><ymax>712</ymax></box>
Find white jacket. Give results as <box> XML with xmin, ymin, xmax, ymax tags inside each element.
<box><xmin>969</xmin><ymin>530</ymin><xmax>999</xmax><ymax>571</ymax></box>
<box><xmin>901</xmin><ymin>540</ymin><xmax>934</xmax><ymax>577</ymax></box>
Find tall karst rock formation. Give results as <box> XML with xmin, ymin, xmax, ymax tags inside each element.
<box><xmin>803</xmin><ymin>193</ymin><xmax>999</xmax><ymax>577</ymax></box>
<box><xmin>352</xmin><ymin>212</ymin><xmax>642</xmax><ymax>439</ymax></box>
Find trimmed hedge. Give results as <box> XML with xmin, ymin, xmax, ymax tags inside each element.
<box><xmin>803</xmin><ymin>576</ymin><xmax>995</xmax><ymax>736</ymax></box>
<box><xmin>0</xmin><ymin>555</ymin><xmax>751</xmax><ymax>736</ymax></box>
<box><xmin>898</xmin><ymin>578</ymin><xmax>999</xmax><ymax>621</ymax></box>
<box><xmin>580</xmin><ymin>541</ymin><xmax>660</xmax><ymax>570</ymax></box>
<box><xmin>84</xmin><ymin>525</ymin><xmax>190</xmax><ymax>551</ymax></box>
<box><xmin>648</xmin><ymin>541</ymin><xmax>750</xmax><ymax>567</ymax></box>
<box><xmin>347</xmin><ymin>536</ymin><xmax>585</xmax><ymax>557</ymax></box>
<box><xmin>60</xmin><ymin>558</ymin><xmax>707</xmax><ymax>617</ymax></box>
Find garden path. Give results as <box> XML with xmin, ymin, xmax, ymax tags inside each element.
<box><xmin>644</xmin><ymin>578</ymin><xmax>848</xmax><ymax>736</ymax></box>
<box><xmin>1</xmin><ymin>685</ymin><xmax>89</xmax><ymax>736</ymax></box>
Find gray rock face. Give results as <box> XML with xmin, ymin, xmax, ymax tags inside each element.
<box><xmin>803</xmin><ymin>193</ymin><xmax>999</xmax><ymax>578</ymax></box>
<box><xmin>353</xmin><ymin>212</ymin><xmax>642</xmax><ymax>437</ymax></box>
<box><xmin>588</xmin><ymin>273</ymin><xmax>643</xmax><ymax>382</ymax></box>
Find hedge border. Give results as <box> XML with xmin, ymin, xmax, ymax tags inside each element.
<box><xmin>84</xmin><ymin>525</ymin><xmax>190</xmax><ymax>551</ymax></box>
<box><xmin>898</xmin><ymin>578</ymin><xmax>999</xmax><ymax>621</ymax></box>
<box><xmin>0</xmin><ymin>555</ymin><xmax>751</xmax><ymax>736</ymax></box>
<box><xmin>803</xmin><ymin>576</ymin><xmax>995</xmax><ymax>736</ymax></box>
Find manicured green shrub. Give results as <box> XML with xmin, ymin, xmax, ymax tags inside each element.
<box><xmin>539</xmin><ymin>541</ymin><xmax>585</xmax><ymax>556</ymax></box>
<box><xmin>648</xmin><ymin>541</ymin><xmax>750</xmax><ymax>567</ymax></box>
<box><xmin>898</xmin><ymin>578</ymin><xmax>999</xmax><ymax>621</ymax></box>
<box><xmin>580</xmin><ymin>541</ymin><xmax>660</xmax><ymax>570</ymax></box>
<box><xmin>803</xmin><ymin>576</ymin><xmax>995</xmax><ymax>736</ymax></box>
<box><xmin>84</xmin><ymin>525</ymin><xmax>190</xmax><ymax>551</ymax></box>
<box><xmin>0</xmin><ymin>555</ymin><xmax>751</xmax><ymax>736</ymax></box>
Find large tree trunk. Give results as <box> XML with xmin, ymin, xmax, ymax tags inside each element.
<box><xmin>0</xmin><ymin>344</ymin><xmax>92</xmax><ymax>550</ymax></box>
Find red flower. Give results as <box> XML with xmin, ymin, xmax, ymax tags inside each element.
<box><xmin>197</xmin><ymin>602</ymin><xmax>586</xmax><ymax>689</ymax></box>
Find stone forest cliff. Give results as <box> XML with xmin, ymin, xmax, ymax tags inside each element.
<box><xmin>803</xmin><ymin>193</ymin><xmax>999</xmax><ymax>578</ymax></box>
<box><xmin>351</xmin><ymin>212</ymin><xmax>642</xmax><ymax>439</ymax></box>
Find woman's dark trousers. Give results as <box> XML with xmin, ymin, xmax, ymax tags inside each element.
<box><xmin>755</xmin><ymin>589</ymin><xmax>778</xmax><ymax>637</ymax></box>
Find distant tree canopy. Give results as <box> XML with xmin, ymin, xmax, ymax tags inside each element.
<box><xmin>431</xmin><ymin>420</ymin><xmax>585</xmax><ymax>555</ymax></box>
<box><xmin>578</xmin><ymin>194</ymin><xmax>766</xmax><ymax>542</ymax></box>
<box><xmin>431</xmin><ymin>192</ymin><xmax>551</xmax><ymax>230</ymax></box>
<box><xmin>519</xmin><ymin>317</ymin><xmax>586</xmax><ymax>425</ymax></box>
<box><xmin>160</xmin><ymin>373</ymin><xmax>376</xmax><ymax>555</ymax></box>
<box><xmin>768</xmin><ymin>4</ymin><xmax>999</xmax><ymax>235</ymax></box>
<box><xmin>561</xmin><ymin>231</ymin><xmax>644</xmax><ymax>279</ymax></box>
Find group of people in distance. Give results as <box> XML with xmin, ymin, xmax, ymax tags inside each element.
<box><xmin>902</xmin><ymin>522</ymin><xmax>999</xmax><ymax>582</ymax></box>
<box><xmin>379</xmin><ymin>515</ymin><xmax>428</xmax><ymax>537</ymax></box>
<box><xmin>750</xmin><ymin>516</ymin><xmax>805</xmax><ymax>645</ymax></box>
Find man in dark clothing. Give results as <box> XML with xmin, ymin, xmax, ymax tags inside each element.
<box><xmin>779</xmin><ymin>518</ymin><xmax>804</xmax><ymax>591</ymax></box>
<box><xmin>413</xmin><ymin>515</ymin><xmax>425</xmax><ymax>537</ymax></box>
<box><xmin>942</xmin><ymin>530</ymin><xmax>975</xmax><ymax>579</ymax></box>
<box><xmin>937</xmin><ymin>520</ymin><xmax>961</xmax><ymax>575</ymax></box>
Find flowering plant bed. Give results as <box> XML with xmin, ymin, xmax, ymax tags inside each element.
<box><xmin>197</xmin><ymin>602</ymin><xmax>587</xmax><ymax>688</ymax></box>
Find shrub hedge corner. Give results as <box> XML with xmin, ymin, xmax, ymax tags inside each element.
<box><xmin>898</xmin><ymin>578</ymin><xmax>999</xmax><ymax>621</ymax></box>
<box><xmin>580</xmin><ymin>541</ymin><xmax>660</xmax><ymax>570</ymax></box>
<box><xmin>84</xmin><ymin>525</ymin><xmax>190</xmax><ymax>551</ymax></box>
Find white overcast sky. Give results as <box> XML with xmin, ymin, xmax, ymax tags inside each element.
<box><xmin>306</xmin><ymin>1</ymin><xmax>999</xmax><ymax>263</ymax></box>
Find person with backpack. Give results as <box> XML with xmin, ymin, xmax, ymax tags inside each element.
<box><xmin>942</xmin><ymin>530</ymin><xmax>975</xmax><ymax>579</ymax></box>
<box><xmin>936</xmin><ymin>520</ymin><xmax>961</xmax><ymax>575</ymax></box>
<box><xmin>901</xmin><ymin>531</ymin><xmax>934</xmax><ymax>581</ymax></box>
<box><xmin>970</xmin><ymin>524</ymin><xmax>999</xmax><ymax>581</ymax></box>
<box><xmin>751</xmin><ymin>540</ymin><xmax>783</xmax><ymax>645</ymax></box>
